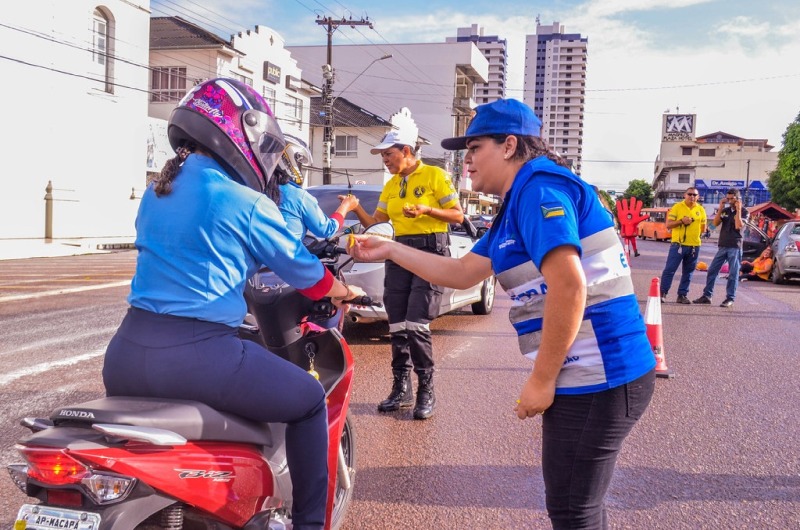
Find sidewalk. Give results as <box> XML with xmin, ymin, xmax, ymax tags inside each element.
<box><xmin>0</xmin><ymin>237</ymin><xmax>135</xmax><ymax>261</ymax></box>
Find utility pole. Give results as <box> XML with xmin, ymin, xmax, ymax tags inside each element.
<box><xmin>743</xmin><ymin>159</ymin><xmax>751</xmax><ymax>206</ymax></box>
<box><xmin>317</xmin><ymin>16</ymin><xmax>373</xmax><ymax>185</ymax></box>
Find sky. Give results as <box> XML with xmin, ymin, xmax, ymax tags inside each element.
<box><xmin>151</xmin><ymin>0</ymin><xmax>800</xmax><ymax>191</ymax></box>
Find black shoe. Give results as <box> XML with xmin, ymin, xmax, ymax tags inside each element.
<box><xmin>693</xmin><ymin>295</ymin><xmax>711</xmax><ymax>304</ymax></box>
<box><xmin>676</xmin><ymin>295</ymin><xmax>691</xmax><ymax>304</ymax></box>
<box><xmin>720</xmin><ymin>298</ymin><xmax>734</xmax><ymax>308</ymax></box>
<box><xmin>377</xmin><ymin>372</ymin><xmax>414</xmax><ymax>412</ymax></box>
<box><xmin>660</xmin><ymin>292</ymin><xmax>667</xmax><ymax>303</ymax></box>
<box><xmin>634</xmin><ymin>251</ymin><xmax>640</xmax><ymax>257</ymax></box>
<box><xmin>413</xmin><ymin>372</ymin><xmax>436</xmax><ymax>420</ymax></box>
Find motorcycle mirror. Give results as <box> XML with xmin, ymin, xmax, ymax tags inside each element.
<box><xmin>363</xmin><ymin>222</ymin><xmax>394</xmax><ymax>240</ymax></box>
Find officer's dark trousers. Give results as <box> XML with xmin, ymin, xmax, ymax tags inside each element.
<box><xmin>102</xmin><ymin>307</ymin><xmax>328</xmax><ymax>530</ymax></box>
<box><xmin>384</xmin><ymin>257</ymin><xmax>444</xmax><ymax>376</ymax></box>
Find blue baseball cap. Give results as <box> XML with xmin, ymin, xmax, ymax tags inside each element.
<box><xmin>441</xmin><ymin>99</ymin><xmax>542</xmax><ymax>150</ymax></box>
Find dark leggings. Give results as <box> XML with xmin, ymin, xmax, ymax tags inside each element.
<box><xmin>542</xmin><ymin>369</ymin><xmax>655</xmax><ymax>529</ymax></box>
<box><xmin>102</xmin><ymin>307</ymin><xmax>328</xmax><ymax>529</ymax></box>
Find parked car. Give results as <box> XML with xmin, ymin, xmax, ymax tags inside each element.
<box><xmin>306</xmin><ymin>184</ymin><xmax>496</xmax><ymax>324</ymax></box>
<box><xmin>769</xmin><ymin>220</ymin><xmax>800</xmax><ymax>284</ymax></box>
<box><xmin>469</xmin><ymin>214</ymin><xmax>494</xmax><ymax>236</ymax></box>
<box><xmin>741</xmin><ymin>221</ymin><xmax>770</xmax><ymax>262</ymax></box>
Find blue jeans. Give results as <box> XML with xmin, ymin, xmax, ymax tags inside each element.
<box><xmin>703</xmin><ymin>246</ymin><xmax>742</xmax><ymax>301</ymax></box>
<box><xmin>660</xmin><ymin>243</ymin><xmax>701</xmax><ymax>296</ymax></box>
<box><xmin>542</xmin><ymin>370</ymin><xmax>656</xmax><ymax>529</ymax></box>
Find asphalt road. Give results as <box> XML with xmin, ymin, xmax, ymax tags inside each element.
<box><xmin>0</xmin><ymin>240</ymin><xmax>798</xmax><ymax>529</ymax></box>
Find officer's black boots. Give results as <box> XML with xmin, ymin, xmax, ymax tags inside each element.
<box><xmin>377</xmin><ymin>371</ymin><xmax>414</xmax><ymax>412</ymax></box>
<box><xmin>413</xmin><ymin>372</ymin><xmax>436</xmax><ymax>420</ymax></box>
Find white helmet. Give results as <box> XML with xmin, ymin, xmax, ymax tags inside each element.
<box><xmin>281</xmin><ymin>134</ymin><xmax>313</xmax><ymax>185</ymax></box>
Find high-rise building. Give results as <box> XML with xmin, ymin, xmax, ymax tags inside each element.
<box><xmin>446</xmin><ymin>24</ymin><xmax>507</xmax><ymax>104</ymax></box>
<box><xmin>523</xmin><ymin>21</ymin><xmax>588</xmax><ymax>175</ymax></box>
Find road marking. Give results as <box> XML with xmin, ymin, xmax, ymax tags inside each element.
<box><xmin>0</xmin><ymin>280</ymin><xmax>131</xmax><ymax>303</ymax></box>
<box><xmin>0</xmin><ymin>348</ymin><xmax>105</xmax><ymax>386</ymax></box>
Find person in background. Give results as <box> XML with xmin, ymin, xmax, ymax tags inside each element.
<box><xmin>349</xmin><ymin>128</ymin><xmax>464</xmax><ymax>420</ymax></box>
<box><xmin>102</xmin><ymin>78</ymin><xmax>364</xmax><ymax>530</ymax></box>
<box><xmin>265</xmin><ymin>134</ymin><xmax>360</xmax><ymax>240</ymax></box>
<box><xmin>348</xmin><ymin>99</ymin><xmax>655</xmax><ymax>528</ymax></box>
<box><xmin>693</xmin><ymin>188</ymin><xmax>747</xmax><ymax>307</ymax></box>
<box><xmin>659</xmin><ymin>186</ymin><xmax>707</xmax><ymax>304</ymax></box>
<box><xmin>740</xmin><ymin>247</ymin><xmax>774</xmax><ymax>281</ymax></box>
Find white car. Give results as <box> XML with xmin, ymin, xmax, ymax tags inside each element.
<box><xmin>306</xmin><ymin>185</ymin><xmax>496</xmax><ymax>324</ymax></box>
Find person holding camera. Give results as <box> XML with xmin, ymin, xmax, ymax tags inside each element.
<box><xmin>693</xmin><ymin>188</ymin><xmax>748</xmax><ymax>307</ymax></box>
<box><xmin>659</xmin><ymin>186</ymin><xmax>707</xmax><ymax>304</ymax></box>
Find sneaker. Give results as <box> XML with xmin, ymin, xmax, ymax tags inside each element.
<box><xmin>660</xmin><ymin>292</ymin><xmax>667</xmax><ymax>303</ymax></box>
<box><xmin>693</xmin><ymin>295</ymin><xmax>712</xmax><ymax>304</ymax></box>
<box><xmin>676</xmin><ymin>295</ymin><xmax>691</xmax><ymax>304</ymax></box>
<box><xmin>634</xmin><ymin>251</ymin><xmax>640</xmax><ymax>257</ymax></box>
<box><xmin>720</xmin><ymin>298</ymin><xmax>734</xmax><ymax>308</ymax></box>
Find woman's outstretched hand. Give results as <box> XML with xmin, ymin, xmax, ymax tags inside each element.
<box><xmin>347</xmin><ymin>234</ymin><xmax>394</xmax><ymax>262</ymax></box>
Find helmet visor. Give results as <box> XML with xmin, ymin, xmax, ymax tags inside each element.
<box><xmin>243</xmin><ymin>109</ymin><xmax>286</xmax><ymax>185</ymax></box>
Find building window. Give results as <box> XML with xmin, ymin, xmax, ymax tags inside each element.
<box><xmin>285</xmin><ymin>95</ymin><xmax>303</xmax><ymax>129</ymax></box>
<box><xmin>231</xmin><ymin>73</ymin><xmax>253</xmax><ymax>86</ymax></box>
<box><xmin>699</xmin><ymin>148</ymin><xmax>715</xmax><ymax>157</ymax></box>
<box><xmin>262</xmin><ymin>86</ymin><xmax>276</xmax><ymax>110</ymax></box>
<box><xmin>678</xmin><ymin>173</ymin><xmax>690</xmax><ymax>183</ymax></box>
<box><xmin>151</xmin><ymin>66</ymin><xmax>187</xmax><ymax>102</ymax></box>
<box><xmin>334</xmin><ymin>135</ymin><xmax>357</xmax><ymax>157</ymax></box>
<box><xmin>91</xmin><ymin>7</ymin><xmax>114</xmax><ymax>93</ymax></box>
<box><xmin>682</xmin><ymin>147</ymin><xmax>693</xmax><ymax>155</ymax></box>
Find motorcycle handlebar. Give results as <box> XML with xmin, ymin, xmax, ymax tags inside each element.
<box><xmin>342</xmin><ymin>295</ymin><xmax>378</xmax><ymax>307</ymax></box>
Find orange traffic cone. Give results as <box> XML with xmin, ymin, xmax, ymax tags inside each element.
<box><xmin>645</xmin><ymin>277</ymin><xmax>674</xmax><ymax>379</ymax></box>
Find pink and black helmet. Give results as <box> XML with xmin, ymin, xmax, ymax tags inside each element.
<box><xmin>167</xmin><ymin>78</ymin><xmax>286</xmax><ymax>193</ymax></box>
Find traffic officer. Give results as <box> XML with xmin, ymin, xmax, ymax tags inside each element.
<box><xmin>349</xmin><ymin>127</ymin><xmax>464</xmax><ymax>419</ymax></box>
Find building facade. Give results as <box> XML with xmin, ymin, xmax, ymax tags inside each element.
<box><xmin>148</xmin><ymin>18</ymin><xmax>319</xmax><ymax>171</ymax></box>
<box><xmin>523</xmin><ymin>21</ymin><xmax>588</xmax><ymax>175</ymax></box>
<box><xmin>288</xmin><ymin>42</ymin><xmax>488</xmax><ymax>166</ymax></box>
<box><xmin>446</xmin><ymin>25</ymin><xmax>507</xmax><ymax>105</ymax></box>
<box><xmin>1</xmin><ymin>1</ymin><xmax>151</xmax><ymax>239</ymax></box>
<box><xmin>652</xmin><ymin>114</ymin><xmax>776</xmax><ymax>214</ymax></box>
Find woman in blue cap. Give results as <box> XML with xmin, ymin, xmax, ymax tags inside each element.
<box><xmin>348</xmin><ymin>99</ymin><xmax>656</xmax><ymax>528</ymax></box>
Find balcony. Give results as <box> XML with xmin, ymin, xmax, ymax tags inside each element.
<box><xmin>453</xmin><ymin>96</ymin><xmax>476</xmax><ymax>113</ymax></box>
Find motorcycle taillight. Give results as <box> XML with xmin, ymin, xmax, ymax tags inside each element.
<box><xmin>16</xmin><ymin>445</ymin><xmax>89</xmax><ymax>485</ymax></box>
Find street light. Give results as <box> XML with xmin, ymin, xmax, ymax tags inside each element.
<box><xmin>333</xmin><ymin>54</ymin><xmax>393</xmax><ymax>105</ymax></box>
<box><xmin>321</xmin><ymin>54</ymin><xmax>393</xmax><ymax>185</ymax></box>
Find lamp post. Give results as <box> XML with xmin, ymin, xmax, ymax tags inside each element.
<box><xmin>321</xmin><ymin>54</ymin><xmax>392</xmax><ymax>184</ymax></box>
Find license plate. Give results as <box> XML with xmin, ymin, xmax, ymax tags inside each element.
<box><xmin>16</xmin><ymin>505</ymin><xmax>101</xmax><ymax>530</ymax></box>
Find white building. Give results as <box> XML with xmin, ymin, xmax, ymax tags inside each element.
<box><xmin>446</xmin><ymin>25</ymin><xmax>507</xmax><ymax>104</ymax></box>
<box><xmin>148</xmin><ymin>17</ymin><xmax>319</xmax><ymax>175</ymax></box>
<box><xmin>1</xmin><ymin>1</ymin><xmax>151</xmax><ymax>240</ymax></box>
<box><xmin>287</xmin><ymin>42</ymin><xmax>489</xmax><ymax>167</ymax></box>
<box><xmin>652</xmin><ymin>114</ymin><xmax>777</xmax><ymax>213</ymax></box>
<box><xmin>523</xmin><ymin>21</ymin><xmax>588</xmax><ymax>175</ymax></box>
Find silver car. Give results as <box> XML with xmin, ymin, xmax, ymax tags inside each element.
<box><xmin>306</xmin><ymin>184</ymin><xmax>496</xmax><ymax>324</ymax></box>
<box><xmin>770</xmin><ymin>220</ymin><xmax>800</xmax><ymax>284</ymax></box>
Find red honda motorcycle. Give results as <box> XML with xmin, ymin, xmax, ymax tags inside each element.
<box><xmin>6</xmin><ymin>226</ymin><xmax>388</xmax><ymax>530</ymax></box>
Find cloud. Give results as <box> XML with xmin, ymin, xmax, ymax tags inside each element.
<box><xmin>582</xmin><ymin>0</ymin><xmax>714</xmax><ymax>18</ymax></box>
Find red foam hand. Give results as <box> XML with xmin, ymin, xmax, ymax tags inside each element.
<box><xmin>616</xmin><ymin>197</ymin><xmax>649</xmax><ymax>237</ymax></box>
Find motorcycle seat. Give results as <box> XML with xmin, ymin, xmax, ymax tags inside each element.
<box><xmin>51</xmin><ymin>396</ymin><xmax>273</xmax><ymax>446</ymax></box>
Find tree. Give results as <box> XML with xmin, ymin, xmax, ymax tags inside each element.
<box><xmin>623</xmin><ymin>179</ymin><xmax>654</xmax><ymax>207</ymax></box>
<box><xmin>767</xmin><ymin>111</ymin><xmax>800</xmax><ymax>212</ymax></box>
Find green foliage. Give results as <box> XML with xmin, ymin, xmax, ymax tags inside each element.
<box><xmin>596</xmin><ymin>189</ymin><xmax>616</xmax><ymax>217</ymax></box>
<box><xmin>623</xmin><ymin>179</ymin><xmax>654</xmax><ymax>207</ymax></box>
<box><xmin>768</xmin><ymin>112</ymin><xmax>800</xmax><ymax>212</ymax></box>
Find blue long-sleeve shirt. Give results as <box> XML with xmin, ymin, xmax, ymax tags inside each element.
<box><xmin>129</xmin><ymin>154</ymin><xmax>332</xmax><ymax>327</ymax></box>
<box><xmin>278</xmin><ymin>182</ymin><xmax>343</xmax><ymax>239</ymax></box>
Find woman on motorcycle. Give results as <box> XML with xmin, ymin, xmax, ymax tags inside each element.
<box><xmin>102</xmin><ymin>78</ymin><xmax>364</xmax><ymax>530</ymax></box>
<box><xmin>267</xmin><ymin>134</ymin><xmax>360</xmax><ymax>240</ymax></box>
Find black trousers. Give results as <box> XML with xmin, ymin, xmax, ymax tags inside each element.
<box><xmin>383</xmin><ymin>239</ymin><xmax>448</xmax><ymax>376</ymax></box>
<box><xmin>542</xmin><ymin>369</ymin><xmax>656</xmax><ymax>529</ymax></box>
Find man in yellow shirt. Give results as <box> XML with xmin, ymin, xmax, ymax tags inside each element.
<box><xmin>659</xmin><ymin>187</ymin><xmax>707</xmax><ymax>303</ymax></box>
